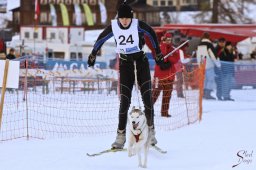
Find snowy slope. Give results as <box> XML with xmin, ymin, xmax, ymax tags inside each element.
<box><xmin>0</xmin><ymin>89</ymin><xmax>255</xmax><ymax>170</ymax></box>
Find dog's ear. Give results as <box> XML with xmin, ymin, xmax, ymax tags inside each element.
<box><xmin>139</xmin><ymin>110</ymin><xmax>144</xmax><ymax>115</ymax></box>
<box><xmin>129</xmin><ymin>111</ymin><xmax>132</xmax><ymax>115</ymax></box>
<box><xmin>129</xmin><ymin>107</ymin><xmax>135</xmax><ymax>115</ymax></box>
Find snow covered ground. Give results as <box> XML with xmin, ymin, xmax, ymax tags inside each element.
<box><xmin>0</xmin><ymin>89</ymin><xmax>255</xmax><ymax>170</ymax></box>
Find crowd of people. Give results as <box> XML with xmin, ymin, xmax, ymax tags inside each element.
<box><xmin>197</xmin><ymin>33</ymin><xmax>236</xmax><ymax>101</ymax></box>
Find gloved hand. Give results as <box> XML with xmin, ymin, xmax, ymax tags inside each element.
<box><xmin>87</xmin><ymin>54</ymin><xmax>96</xmax><ymax>67</ymax></box>
<box><xmin>160</xmin><ymin>61</ymin><xmax>171</xmax><ymax>70</ymax></box>
<box><xmin>155</xmin><ymin>53</ymin><xmax>164</xmax><ymax>65</ymax></box>
<box><xmin>155</xmin><ymin>53</ymin><xmax>171</xmax><ymax>70</ymax></box>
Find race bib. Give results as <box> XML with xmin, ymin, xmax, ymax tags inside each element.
<box><xmin>111</xmin><ymin>19</ymin><xmax>140</xmax><ymax>54</ymax></box>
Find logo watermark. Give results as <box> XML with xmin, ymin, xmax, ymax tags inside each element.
<box><xmin>232</xmin><ymin>150</ymin><xmax>253</xmax><ymax>168</ymax></box>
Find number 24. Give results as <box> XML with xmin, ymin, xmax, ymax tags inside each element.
<box><xmin>119</xmin><ymin>35</ymin><xmax>134</xmax><ymax>45</ymax></box>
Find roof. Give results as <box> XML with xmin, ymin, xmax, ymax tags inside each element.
<box><xmin>130</xmin><ymin>0</ymin><xmax>159</xmax><ymax>12</ymax></box>
<box><xmin>154</xmin><ymin>24</ymin><xmax>256</xmax><ymax>43</ymax></box>
<box><xmin>132</xmin><ymin>3</ymin><xmax>159</xmax><ymax>12</ymax></box>
<box><xmin>116</xmin><ymin>0</ymin><xmax>159</xmax><ymax>12</ymax></box>
<box><xmin>7</xmin><ymin>0</ymin><xmax>20</xmax><ymax>11</ymax></box>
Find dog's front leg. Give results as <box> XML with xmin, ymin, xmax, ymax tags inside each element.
<box><xmin>128</xmin><ymin>135</ymin><xmax>135</xmax><ymax>157</ymax></box>
<box><xmin>142</xmin><ymin>144</ymin><xmax>149</xmax><ymax>168</ymax></box>
<box><xmin>128</xmin><ymin>141</ymin><xmax>133</xmax><ymax>157</ymax></box>
<box><xmin>137</xmin><ymin>147</ymin><xmax>143</xmax><ymax>167</ymax></box>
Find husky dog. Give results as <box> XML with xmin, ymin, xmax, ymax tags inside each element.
<box><xmin>128</xmin><ymin>106</ymin><xmax>150</xmax><ymax>168</ymax></box>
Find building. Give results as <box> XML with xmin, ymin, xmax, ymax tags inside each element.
<box><xmin>147</xmin><ymin>0</ymin><xmax>211</xmax><ymax>11</ymax></box>
<box><xmin>10</xmin><ymin>0</ymin><xmax>110</xmax><ymax>33</ymax></box>
<box><xmin>0</xmin><ymin>0</ymin><xmax>7</xmax><ymax>13</ymax></box>
<box><xmin>7</xmin><ymin>0</ymin><xmax>208</xmax><ymax>61</ymax></box>
<box><xmin>9</xmin><ymin>0</ymin><xmax>161</xmax><ymax>34</ymax></box>
<box><xmin>116</xmin><ymin>0</ymin><xmax>160</xmax><ymax>26</ymax></box>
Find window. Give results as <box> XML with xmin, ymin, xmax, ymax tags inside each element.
<box><xmin>50</xmin><ymin>32</ymin><xmax>56</xmax><ymax>39</ymax></box>
<box><xmin>47</xmin><ymin>50</ymin><xmax>53</xmax><ymax>58</ymax></box>
<box><xmin>72</xmin><ymin>13</ymin><xmax>76</xmax><ymax>25</ymax></box>
<box><xmin>152</xmin><ymin>0</ymin><xmax>158</xmax><ymax>6</ymax></box>
<box><xmin>183</xmin><ymin>0</ymin><xmax>192</xmax><ymax>4</ymax></box>
<box><xmin>54</xmin><ymin>52</ymin><xmax>65</xmax><ymax>59</ymax></box>
<box><xmin>147</xmin><ymin>12</ymin><xmax>160</xmax><ymax>25</ymax></box>
<box><xmin>70</xmin><ymin>52</ymin><xmax>77</xmax><ymax>60</ymax></box>
<box><xmin>78</xmin><ymin>52</ymin><xmax>83</xmax><ymax>61</ymax></box>
<box><xmin>192</xmin><ymin>0</ymin><xmax>197</xmax><ymax>4</ymax></box>
<box><xmin>57</xmin><ymin>0</ymin><xmax>64</xmax><ymax>4</ymax></box>
<box><xmin>89</xmin><ymin>0</ymin><xmax>96</xmax><ymax>5</ymax></box>
<box><xmin>40</xmin><ymin>12</ymin><xmax>48</xmax><ymax>24</ymax></box>
<box><xmin>25</xmin><ymin>32</ymin><xmax>30</xmax><ymax>39</ymax></box>
<box><xmin>168</xmin><ymin>0</ymin><xmax>173</xmax><ymax>6</ymax></box>
<box><xmin>33</xmin><ymin>32</ymin><xmax>38</xmax><ymax>39</ymax></box>
<box><xmin>73</xmin><ymin>0</ymin><xmax>80</xmax><ymax>4</ymax></box>
<box><xmin>14</xmin><ymin>12</ymin><xmax>20</xmax><ymax>24</ymax></box>
<box><xmin>40</xmin><ymin>0</ymin><xmax>48</xmax><ymax>4</ymax></box>
<box><xmin>65</xmin><ymin>0</ymin><xmax>72</xmax><ymax>4</ymax></box>
<box><xmin>49</xmin><ymin>0</ymin><xmax>56</xmax><ymax>4</ymax></box>
<box><xmin>81</xmin><ymin>0</ymin><xmax>88</xmax><ymax>3</ymax></box>
<box><xmin>160</xmin><ymin>0</ymin><xmax>166</xmax><ymax>6</ymax></box>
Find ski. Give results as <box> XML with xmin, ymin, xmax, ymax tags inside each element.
<box><xmin>151</xmin><ymin>145</ymin><xmax>167</xmax><ymax>154</ymax></box>
<box><xmin>87</xmin><ymin>145</ymin><xmax>166</xmax><ymax>157</ymax></box>
<box><xmin>86</xmin><ymin>148</ymin><xmax>127</xmax><ymax>157</ymax></box>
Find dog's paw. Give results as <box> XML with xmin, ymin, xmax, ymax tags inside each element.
<box><xmin>128</xmin><ymin>150</ymin><xmax>135</xmax><ymax>157</ymax></box>
<box><xmin>142</xmin><ymin>164</ymin><xmax>147</xmax><ymax>168</ymax></box>
<box><xmin>128</xmin><ymin>149</ymin><xmax>132</xmax><ymax>157</ymax></box>
<box><xmin>128</xmin><ymin>152</ymin><xmax>135</xmax><ymax>157</ymax></box>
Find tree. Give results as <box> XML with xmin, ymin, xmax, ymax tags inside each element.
<box><xmin>195</xmin><ymin>0</ymin><xmax>255</xmax><ymax>24</ymax></box>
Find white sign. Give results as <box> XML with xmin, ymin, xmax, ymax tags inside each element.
<box><xmin>0</xmin><ymin>60</ymin><xmax>20</xmax><ymax>89</ymax></box>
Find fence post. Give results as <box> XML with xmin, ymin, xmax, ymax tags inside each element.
<box><xmin>198</xmin><ymin>59</ymin><xmax>206</xmax><ymax>121</ymax></box>
<box><xmin>0</xmin><ymin>59</ymin><xmax>10</xmax><ymax>131</ymax></box>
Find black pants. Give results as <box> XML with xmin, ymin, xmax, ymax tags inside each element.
<box><xmin>214</xmin><ymin>67</ymin><xmax>222</xmax><ymax>99</ymax></box>
<box><xmin>118</xmin><ymin>53</ymin><xmax>154</xmax><ymax>130</ymax></box>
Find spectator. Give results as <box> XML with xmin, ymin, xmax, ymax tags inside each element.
<box><xmin>214</xmin><ymin>37</ymin><xmax>226</xmax><ymax>100</ymax></box>
<box><xmin>250</xmin><ymin>47</ymin><xmax>256</xmax><ymax>60</ymax></box>
<box><xmin>0</xmin><ymin>38</ymin><xmax>6</xmax><ymax>55</ymax></box>
<box><xmin>6</xmin><ymin>48</ymin><xmax>16</xmax><ymax>60</ymax></box>
<box><xmin>175</xmin><ymin>40</ymin><xmax>190</xmax><ymax>98</ymax></box>
<box><xmin>152</xmin><ymin>32</ymin><xmax>180</xmax><ymax>117</ymax></box>
<box><xmin>219</xmin><ymin>41</ymin><xmax>235</xmax><ymax>101</ymax></box>
<box><xmin>196</xmin><ymin>32</ymin><xmax>220</xmax><ymax>100</ymax></box>
<box><xmin>5</xmin><ymin>48</ymin><xmax>17</xmax><ymax>93</ymax></box>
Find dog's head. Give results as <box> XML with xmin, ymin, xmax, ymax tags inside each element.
<box><xmin>128</xmin><ymin>106</ymin><xmax>146</xmax><ymax>130</ymax></box>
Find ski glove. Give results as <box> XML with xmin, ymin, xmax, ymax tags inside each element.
<box><xmin>155</xmin><ymin>53</ymin><xmax>171</xmax><ymax>70</ymax></box>
<box><xmin>155</xmin><ymin>53</ymin><xmax>164</xmax><ymax>65</ymax></box>
<box><xmin>160</xmin><ymin>61</ymin><xmax>171</xmax><ymax>70</ymax></box>
<box><xmin>87</xmin><ymin>54</ymin><xmax>96</xmax><ymax>67</ymax></box>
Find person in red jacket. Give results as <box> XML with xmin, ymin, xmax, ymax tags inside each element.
<box><xmin>152</xmin><ymin>32</ymin><xmax>180</xmax><ymax>117</ymax></box>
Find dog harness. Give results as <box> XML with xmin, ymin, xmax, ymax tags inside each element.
<box><xmin>132</xmin><ymin>119</ymin><xmax>147</xmax><ymax>143</ymax></box>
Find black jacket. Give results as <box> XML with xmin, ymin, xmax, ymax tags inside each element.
<box><xmin>91</xmin><ymin>19</ymin><xmax>161</xmax><ymax>56</ymax></box>
<box><xmin>219</xmin><ymin>49</ymin><xmax>235</xmax><ymax>75</ymax></box>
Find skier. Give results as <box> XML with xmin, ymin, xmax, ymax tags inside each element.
<box><xmin>87</xmin><ymin>2</ymin><xmax>168</xmax><ymax>149</ymax></box>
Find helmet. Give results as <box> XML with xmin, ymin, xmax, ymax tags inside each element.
<box><xmin>117</xmin><ymin>2</ymin><xmax>133</xmax><ymax>18</ymax></box>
